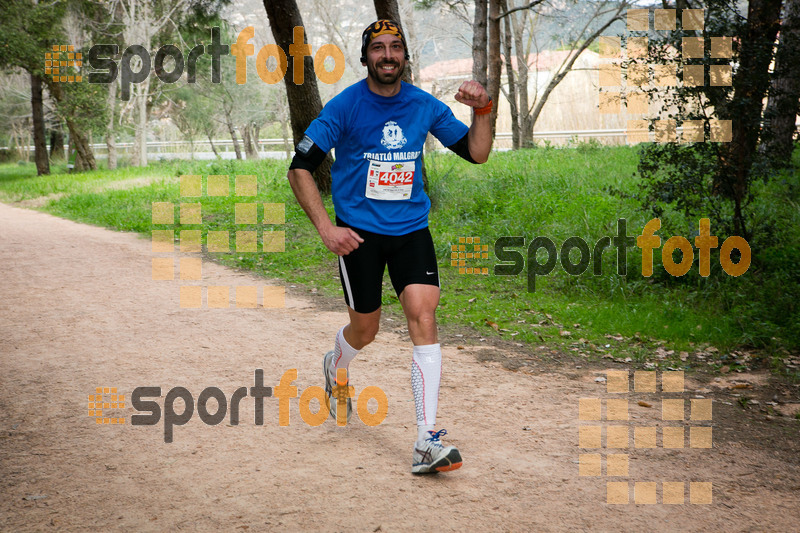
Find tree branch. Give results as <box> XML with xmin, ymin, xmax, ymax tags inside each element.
<box><xmin>494</xmin><ymin>0</ymin><xmax>546</xmax><ymax>20</ymax></box>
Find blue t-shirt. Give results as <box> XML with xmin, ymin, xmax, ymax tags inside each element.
<box><xmin>304</xmin><ymin>79</ymin><xmax>469</xmax><ymax>236</ymax></box>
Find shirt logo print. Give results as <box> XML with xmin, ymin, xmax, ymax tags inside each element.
<box><xmin>380</xmin><ymin>120</ymin><xmax>407</xmax><ymax>150</ymax></box>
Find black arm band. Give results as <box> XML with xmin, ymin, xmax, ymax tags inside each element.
<box><xmin>446</xmin><ymin>133</ymin><xmax>478</xmax><ymax>164</ymax></box>
<box><xmin>289</xmin><ymin>135</ymin><xmax>327</xmax><ymax>173</ymax></box>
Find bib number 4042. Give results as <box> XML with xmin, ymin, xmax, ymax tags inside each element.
<box><xmin>378</xmin><ymin>171</ymin><xmax>413</xmax><ymax>185</ymax></box>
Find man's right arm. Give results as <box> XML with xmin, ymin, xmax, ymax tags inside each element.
<box><xmin>287</xmin><ymin>168</ymin><xmax>363</xmax><ymax>256</ymax></box>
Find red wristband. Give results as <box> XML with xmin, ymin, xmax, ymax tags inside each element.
<box><xmin>474</xmin><ymin>98</ymin><xmax>493</xmax><ymax>116</ymax></box>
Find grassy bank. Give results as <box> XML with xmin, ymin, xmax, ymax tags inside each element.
<box><xmin>2</xmin><ymin>146</ymin><xmax>797</xmax><ymax>375</ymax></box>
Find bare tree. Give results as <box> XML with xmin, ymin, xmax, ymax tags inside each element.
<box><xmin>117</xmin><ymin>0</ymin><xmax>190</xmax><ymax>167</ymax></box>
<box><xmin>500</xmin><ymin>0</ymin><xmax>519</xmax><ymax>148</ymax></box>
<box><xmin>497</xmin><ymin>0</ymin><xmax>631</xmax><ymax>147</ymax></box>
<box><xmin>488</xmin><ymin>0</ymin><xmax>502</xmax><ymax>131</ymax></box>
<box><xmin>509</xmin><ymin>2</ymin><xmax>532</xmax><ymax>147</ymax></box>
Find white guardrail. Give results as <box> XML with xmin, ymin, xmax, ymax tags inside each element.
<box><xmin>5</xmin><ymin>129</ymin><xmax>632</xmax><ymax>158</ymax></box>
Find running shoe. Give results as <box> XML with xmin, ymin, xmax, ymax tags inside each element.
<box><xmin>411</xmin><ymin>429</ymin><xmax>462</xmax><ymax>474</ymax></box>
<box><xmin>323</xmin><ymin>350</ymin><xmax>352</xmax><ymax>423</ymax></box>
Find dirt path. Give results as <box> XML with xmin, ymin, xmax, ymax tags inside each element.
<box><xmin>1</xmin><ymin>202</ymin><xmax>798</xmax><ymax>532</ymax></box>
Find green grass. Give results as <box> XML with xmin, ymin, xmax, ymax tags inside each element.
<box><xmin>1</xmin><ymin>146</ymin><xmax>797</xmax><ymax>371</ymax></box>
<box><xmin>0</xmin><ymin>160</ymin><xmax>178</xmax><ymax>202</ymax></box>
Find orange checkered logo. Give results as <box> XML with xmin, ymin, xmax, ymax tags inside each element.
<box><xmin>88</xmin><ymin>387</ymin><xmax>125</xmax><ymax>424</ymax></box>
<box><xmin>45</xmin><ymin>45</ymin><xmax>83</xmax><ymax>83</ymax></box>
<box><xmin>450</xmin><ymin>236</ymin><xmax>489</xmax><ymax>275</ymax></box>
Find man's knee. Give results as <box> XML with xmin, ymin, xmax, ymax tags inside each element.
<box><xmin>408</xmin><ymin>310</ymin><xmax>436</xmax><ymax>331</ymax></box>
<box><xmin>347</xmin><ymin>317</ymin><xmax>380</xmax><ymax>348</ymax></box>
<box><xmin>353</xmin><ymin>324</ymin><xmax>379</xmax><ymax>345</ymax></box>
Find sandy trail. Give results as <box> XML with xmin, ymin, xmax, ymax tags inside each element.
<box><xmin>1</xmin><ymin>202</ymin><xmax>798</xmax><ymax>532</ymax></box>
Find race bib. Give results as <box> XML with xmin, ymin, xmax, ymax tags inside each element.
<box><xmin>365</xmin><ymin>160</ymin><xmax>415</xmax><ymax>201</ymax></box>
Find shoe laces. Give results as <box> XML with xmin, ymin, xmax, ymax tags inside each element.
<box><xmin>425</xmin><ymin>429</ymin><xmax>447</xmax><ymax>445</ymax></box>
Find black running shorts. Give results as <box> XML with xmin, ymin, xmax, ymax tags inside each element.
<box><xmin>336</xmin><ymin>217</ymin><xmax>440</xmax><ymax>314</ymax></box>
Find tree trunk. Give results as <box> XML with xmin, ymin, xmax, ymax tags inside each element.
<box><xmin>30</xmin><ymin>72</ymin><xmax>50</xmax><ymax>176</ymax></box>
<box><xmin>132</xmin><ymin>82</ymin><xmax>148</xmax><ymax>167</ymax></box>
<box><xmin>373</xmin><ymin>0</ymin><xmax>401</xmax><ymax>22</ymax></box>
<box><xmin>401</xmin><ymin>0</ymin><xmax>423</xmax><ymax>85</ymax></box>
<box><xmin>123</xmin><ymin>0</ymin><xmax>153</xmax><ymax>168</ymax></box>
<box><xmin>106</xmin><ymin>77</ymin><xmax>118</xmax><ymax>170</ymax></box>
<box><xmin>49</xmin><ymin>125</ymin><xmax>65</xmax><ymax>160</ymax></box>
<box><xmin>280</xmin><ymin>115</ymin><xmax>291</xmax><ymax>160</ymax></box>
<box><xmin>263</xmin><ymin>0</ymin><xmax>333</xmax><ymax>193</ymax></box>
<box><xmin>501</xmin><ymin>0</ymin><xmax>519</xmax><ymax>149</ymax></box>
<box><xmin>716</xmin><ymin>0</ymin><xmax>784</xmax><ymax>239</ymax></box>
<box><xmin>761</xmin><ymin>0</ymin><xmax>800</xmax><ymax>168</ymax></box>
<box><xmin>225</xmin><ymin>108</ymin><xmax>242</xmax><ymax>160</ymax></box>
<box><xmin>66</xmin><ymin>118</ymin><xmax>96</xmax><ymax>171</ymax></box>
<box><xmin>48</xmin><ymin>82</ymin><xmax>96</xmax><ymax>171</ymax></box>
<box><xmin>243</xmin><ymin>122</ymin><xmax>260</xmax><ymax>160</ymax></box>
<box><xmin>206</xmin><ymin>132</ymin><xmax>221</xmax><ymax>158</ymax></box>
<box><xmin>473</xmin><ymin>0</ymin><xmax>488</xmax><ymax>87</ymax></box>
<box><xmin>242</xmin><ymin>124</ymin><xmax>252</xmax><ymax>159</ymax></box>
<box><xmin>511</xmin><ymin>6</ymin><xmax>532</xmax><ymax>147</ymax></box>
<box><xmin>488</xmin><ymin>0</ymin><xmax>502</xmax><ymax>134</ymax></box>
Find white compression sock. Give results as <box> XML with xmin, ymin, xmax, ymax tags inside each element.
<box><xmin>411</xmin><ymin>343</ymin><xmax>442</xmax><ymax>442</ymax></box>
<box><xmin>330</xmin><ymin>326</ymin><xmax>358</xmax><ymax>382</ymax></box>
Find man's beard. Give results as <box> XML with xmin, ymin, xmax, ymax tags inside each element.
<box><xmin>367</xmin><ymin>60</ymin><xmax>405</xmax><ymax>85</ymax></box>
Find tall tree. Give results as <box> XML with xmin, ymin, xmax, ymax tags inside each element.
<box><xmin>263</xmin><ymin>0</ymin><xmax>333</xmax><ymax>192</ymax></box>
<box><xmin>0</xmin><ymin>0</ymin><xmax>66</xmax><ymax>174</ymax></box>
<box><xmin>500</xmin><ymin>0</ymin><xmax>519</xmax><ymax>148</ymax></box>
<box><xmin>473</xmin><ymin>0</ymin><xmax>489</xmax><ymax>87</ymax></box>
<box><xmin>487</xmin><ymin>0</ymin><xmax>502</xmax><ymax>132</ymax></box>
<box><xmin>508</xmin><ymin>1</ymin><xmax>531</xmax><ymax>147</ymax></box>
<box><xmin>30</xmin><ymin>72</ymin><xmax>49</xmax><ymax>175</ymax></box>
<box><xmin>637</xmin><ymin>0</ymin><xmax>790</xmax><ymax>243</ymax></box>
<box><xmin>761</xmin><ymin>0</ymin><xmax>800</xmax><ymax>168</ymax></box>
<box><xmin>716</xmin><ymin>0</ymin><xmax>784</xmax><ymax>239</ymax></box>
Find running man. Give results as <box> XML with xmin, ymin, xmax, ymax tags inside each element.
<box><xmin>287</xmin><ymin>19</ymin><xmax>492</xmax><ymax>474</ymax></box>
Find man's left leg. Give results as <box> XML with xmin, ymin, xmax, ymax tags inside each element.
<box><xmin>399</xmin><ymin>284</ymin><xmax>462</xmax><ymax>474</ymax></box>
<box><xmin>399</xmin><ymin>283</ymin><xmax>441</xmax><ymax>441</ymax></box>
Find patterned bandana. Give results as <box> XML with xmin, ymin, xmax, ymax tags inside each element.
<box><xmin>360</xmin><ymin>19</ymin><xmax>409</xmax><ymax>62</ymax></box>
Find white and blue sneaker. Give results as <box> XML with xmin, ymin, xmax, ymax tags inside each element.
<box><xmin>412</xmin><ymin>429</ymin><xmax>462</xmax><ymax>474</ymax></box>
<box><xmin>323</xmin><ymin>350</ymin><xmax>352</xmax><ymax>423</ymax></box>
